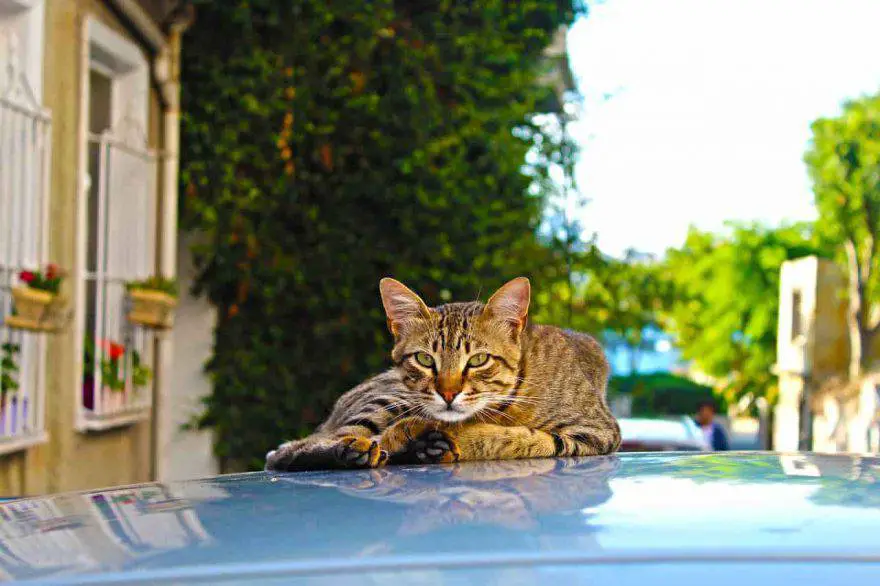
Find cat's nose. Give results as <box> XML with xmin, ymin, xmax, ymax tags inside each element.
<box><xmin>437</xmin><ymin>372</ymin><xmax>462</xmax><ymax>405</ymax></box>
<box><xmin>439</xmin><ymin>389</ymin><xmax>461</xmax><ymax>405</ymax></box>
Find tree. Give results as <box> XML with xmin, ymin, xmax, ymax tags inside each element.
<box><xmin>180</xmin><ymin>0</ymin><xmax>584</xmax><ymax>469</ymax></box>
<box><xmin>805</xmin><ymin>94</ymin><xmax>880</xmax><ymax>379</ymax></box>
<box><xmin>609</xmin><ymin>372</ymin><xmax>722</xmax><ymax>416</ymax></box>
<box><xmin>586</xmin><ymin>250</ymin><xmax>672</xmax><ymax>375</ymax></box>
<box><xmin>659</xmin><ymin>223</ymin><xmax>826</xmax><ymax>408</ymax></box>
<box><xmin>534</xmin><ymin>108</ymin><xmax>589</xmax><ymax>327</ymax></box>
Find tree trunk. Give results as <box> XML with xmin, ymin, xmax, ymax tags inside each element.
<box><xmin>847</xmin><ymin>308</ymin><xmax>865</xmax><ymax>380</ymax></box>
<box><xmin>845</xmin><ymin>240</ymin><xmax>868</xmax><ymax>380</ymax></box>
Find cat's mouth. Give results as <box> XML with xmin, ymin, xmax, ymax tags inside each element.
<box><xmin>429</xmin><ymin>403</ymin><xmax>477</xmax><ymax>423</ymax></box>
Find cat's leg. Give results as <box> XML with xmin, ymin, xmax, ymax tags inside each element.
<box><xmin>452</xmin><ymin>423</ymin><xmax>558</xmax><ymax>461</ymax></box>
<box><xmin>265</xmin><ymin>371</ymin><xmax>412</xmax><ymax>471</ymax></box>
<box><xmin>450</xmin><ymin>422</ymin><xmax>620</xmax><ymax>461</ymax></box>
<box><xmin>381</xmin><ymin>419</ymin><xmax>552</xmax><ymax>463</ymax></box>
<box><xmin>381</xmin><ymin>418</ymin><xmax>619</xmax><ymax>464</ymax></box>
<box><xmin>549</xmin><ymin>419</ymin><xmax>622</xmax><ymax>457</ymax></box>
<box><xmin>265</xmin><ymin>433</ymin><xmax>388</xmax><ymax>472</ymax></box>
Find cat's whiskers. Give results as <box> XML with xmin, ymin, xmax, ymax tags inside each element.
<box><xmin>477</xmin><ymin>408</ymin><xmax>504</xmax><ymax>426</ymax></box>
<box><xmin>388</xmin><ymin>402</ymin><xmax>430</xmax><ymax>425</ymax></box>
<box><xmin>478</xmin><ymin>404</ymin><xmax>518</xmax><ymax>425</ymax></box>
<box><xmin>481</xmin><ymin>390</ymin><xmax>542</xmax><ymax>406</ymax></box>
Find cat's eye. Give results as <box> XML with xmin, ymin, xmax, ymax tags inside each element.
<box><xmin>467</xmin><ymin>353</ymin><xmax>490</xmax><ymax>368</ymax></box>
<box><xmin>414</xmin><ymin>352</ymin><xmax>435</xmax><ymax>368</ymax></box>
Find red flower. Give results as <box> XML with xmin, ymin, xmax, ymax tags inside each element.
<box><xmin>45</xmin><ymin>264</ymin><xmax>58</xmax><ymax>279</ymax></box>
<box><xmin>19</xmin><ymin>271</ymin><xmax>35</xmax><ymax>284</ymax></box>
<box><xmin>109</xmin><ymin>343</ymin><xmax>125</xmax><ymax>361</ymax></box>
<box><xmin>99</xmin><ymin>340</ymin><xmax>126</xmax><ymax>361</ymax></box>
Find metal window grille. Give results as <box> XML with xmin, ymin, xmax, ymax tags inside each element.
<box><xmin>0</xmin><ymin>30</ymin><xmax>50</xmax><ymax>454</ymax></box>
<box><xmin>79</xmin><ymin>118</ymin><xmax>158</xmax><ymax>428</ymax></box>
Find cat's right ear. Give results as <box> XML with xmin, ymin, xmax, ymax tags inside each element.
<box><xmin>379</xmin><ymin>278</ymin><xmax>430</xmax><ymax>336</ymax></box>
<box><xmin>485</xmin><ymin>277</ymin><xmax>530</xmax><ymax>336</ymax></box>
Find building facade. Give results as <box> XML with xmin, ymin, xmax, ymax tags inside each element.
<box><xmin>0</xmin><ymin>0</ymin><xmax>216</xmax><ymax>495</ymax></box>
<box><xmin>774</xmin><ymin>256</ymin><xmax>880</xmax><ymax>453</ymax></box>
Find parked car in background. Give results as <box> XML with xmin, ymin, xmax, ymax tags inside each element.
<box><xmin>617</xmin><ymin>416</ymin><xmax>710</xmax><ymax>452</ymax></box>
<box><xmin>0</xmin><ymin>453</ymin><xmax>878</xmax><ymax>584</ymax></box>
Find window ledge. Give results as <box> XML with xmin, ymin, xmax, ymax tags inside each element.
<box><xmin>79</xmin><ymin>406</ymin><xmax>150</xmax><ymax>432</ymax></box>
<box><xmin>0</xmin><ymin>432</ymin><xmax>48</xmax><ymax>457</ymax></box>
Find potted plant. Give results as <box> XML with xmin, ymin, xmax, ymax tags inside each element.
<box><xmin>7</xmin><ymin>264</ymin><xmax>66</xmax><ymax>332</ymax></box>
<box><xmin>0</xmin><ymin>343</ymin><xmax>27</xmax><ymax>436</ymax></box>
<box><xmin>125</xmin><ymin>276</ymin><xmax>178</xmax><ymax>330</ymax></box>
<box><xmin>82</xmin><ymin>337</ymin><xmax>152</xmax><ymax>412</ymax></box>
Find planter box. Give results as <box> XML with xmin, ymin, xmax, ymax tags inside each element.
<box><xmin>82</xmin><ymin>377</ymin><xmax>126</xmax><ymax>412</ymax></box>
<box><xmin>127</xmin><ymin>289</ymin><xmax>178</xmax><ymax>330</ymax></box>
<box><xmin>0</xmin><ymin>396</ymin><xmax>29</xmax><ymax>437</ymax></box>
<box><xmin>6</xmin><ymin>287</ymin><xmax>62</xmax><ymax>332</ymax></box>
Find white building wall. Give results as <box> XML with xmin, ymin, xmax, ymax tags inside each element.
<box><xmin>158</xmin><ymin>234</ymin><xmax>218</xmax><ymax>480</ymax></box>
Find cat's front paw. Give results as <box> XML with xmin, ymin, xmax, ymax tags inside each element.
<box><xmin>265</xmin><ymin>441</ymin><xmax>300</xmax><ymax>471</ymax></box>
<box><xmin>334</xmin><ymin>436</ymin><xmax>389</xmax><ymax>469</ymax></box>
<box><xmin>265</xmin><ymin>436</ymin><xmax>387</xmax><ymax>472</ymax></box>
<box><xmin>391</xmin><ymin>429</ymin><xmax>460</xmax><ymax>465</ymax></box>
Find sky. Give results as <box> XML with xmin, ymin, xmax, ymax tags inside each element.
<box><xmin>565</xmin><ymin>0</ymin><xmax>880</xmax><ymax>257</ymax></box>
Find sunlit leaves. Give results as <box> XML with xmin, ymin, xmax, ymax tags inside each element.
<box><xmin>805</xmin><ymin>93</ymin><xmax>880</xmax><ymax>375</ymax></box>
<box><xmin>659</xmin><ymin>223</ymin><xmax>828</xmax><ymax>408</ymax></box>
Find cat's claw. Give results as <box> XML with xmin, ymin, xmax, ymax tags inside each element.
<box><xmin>335</xmin><ymin>436</ymin><xmax>388</xmax><ymax>469</ymax></box>
<box><xmin>392</xmin><ymin>429</ymin><xmax>460</xmax><ymax>465</ymax></box>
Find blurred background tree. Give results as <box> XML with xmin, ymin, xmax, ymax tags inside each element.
<box><xmin>588</xmin><ymin>250</ymin><xmax>672</xmax><ymax>374</ymax></box>
<box><xmin>181</xmin><ymin>0</ymin><xmax>586</xmax><ymax>469</ymax></box>
<box><xmin>658</xmin><ymin>223</ymin><xmax>828</xmax><ymax>411</ymax></box>
<box><xmin>610</xmin><ymin>372</ymin><xmax>720</xmax><ymax>417</ymax></box>
<box><xmin>805</xmin><ymin>93</ymin><xmax>880</xmax><ymax>379</ymax></box>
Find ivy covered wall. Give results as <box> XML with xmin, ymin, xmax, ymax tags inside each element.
<box><xmin>180</xmin><ymin>0</ymin><xmax>584</xmax><ymax>469</ymax></box>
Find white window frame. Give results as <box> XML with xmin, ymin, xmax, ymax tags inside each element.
<box><xmin>0</xmin><ymin>0</ymin><xmax>50</xmax><ymax>455</ymax></box>
<box><xmin>75</xmin><ymin>18</ymin><xmax>157</xmax><ymax>431</ymax></box>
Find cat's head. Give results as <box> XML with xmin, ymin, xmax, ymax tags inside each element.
<box><xmin>379</xmin><ymin>277</ymin><xmax>530</xmax><ymax>423</ymax></box>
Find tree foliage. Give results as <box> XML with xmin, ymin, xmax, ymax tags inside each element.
<box><xmin>180</xmin><ymin>0</ymin><xmax>584</xmax><ymax>469</ymax></box>
<box><xmin>609</xmin><ymin>372</ymin><xmax>721</xmax><ymax>416</ymax></box>
<box><xmin>805</xmin><ymin>93</ymin><xmax>880</xmax><ymax>378</ymax></box>
<box><xmin>587</xmin><ymin>250</ymin><xmax>672</xmax><ymax>370</ymax></box>
<box><xmin>659</xmin><ymin>223</ymin><xmax>827</xmax><ymax>408</ymax></box>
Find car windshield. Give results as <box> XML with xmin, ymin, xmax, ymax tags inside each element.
<box><xmin>619</xmin><ymin>418</ymin><xmax>695</xmax><ymax>442</ymax></box>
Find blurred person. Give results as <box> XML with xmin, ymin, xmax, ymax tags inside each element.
<box><xmin>695</xmin><ymin>400</ymin><xmax>729</xmax><ymax>451</ymax></box>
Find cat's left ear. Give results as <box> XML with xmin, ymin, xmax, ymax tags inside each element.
<box><xmin>485</xmin><ymin>277</ymin><xmax>530</xmax><ymax>334</ymax></box>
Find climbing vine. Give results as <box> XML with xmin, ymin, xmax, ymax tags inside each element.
<box><xmin>181</xmin><ymin>0</ymin><xmax>584</xmax><ymax>469</ymax></box>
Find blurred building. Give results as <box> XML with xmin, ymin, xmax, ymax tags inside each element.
<box><xmin>0</xmin><ymin>0</ymin><xmax>217</xmax><ymax>496</ymax></box>
<box><xmin>774</xmin><ymin>256</ymin><xmax>880</xmax><ymax>453</ymax></box>
<box><xmin>539</xmin><ymin>25</ymin><xmax>576</xmax><ymax>114</ymax></box>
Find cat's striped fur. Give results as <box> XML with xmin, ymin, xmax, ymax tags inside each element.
<box><xmin>265</xmin><ymin>277</ymin><xmax>620</xmax><ymax>471</ymax></box>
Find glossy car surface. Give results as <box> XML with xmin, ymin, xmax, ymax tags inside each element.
<box><xmin>1</xmin><ymin>452</ymin><xmax>879</xmax><ymax>584</ymax></box>
<box><xmin>617</xmin><ymin>416</ymin><xmax>709</xmax><ymax>451</ymax></box>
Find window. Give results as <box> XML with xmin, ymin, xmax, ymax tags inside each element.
<box><xmin>76</xmin><ymin>19</ymin><xmax>157</xmax><ymax>430</ymax></box>
<box><xmin>0</xmin><ymin>0</ymin><xmax>49</xmax><ymax>454</ymax></box>
<box><xmin>791</xmin><ymin>289</ymin><xmax>803</xmax><ymax>341</ymax></box>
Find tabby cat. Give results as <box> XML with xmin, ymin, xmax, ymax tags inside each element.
<box><xmin>265</xmin><ymin>277</ymin><xmax>620</xmax><ymax>471</ymax></box>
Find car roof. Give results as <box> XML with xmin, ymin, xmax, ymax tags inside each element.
<box><xmin>2</xmin><ymin>452</ymin><xmax>880</xmax><ymax>584</ymax></box>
